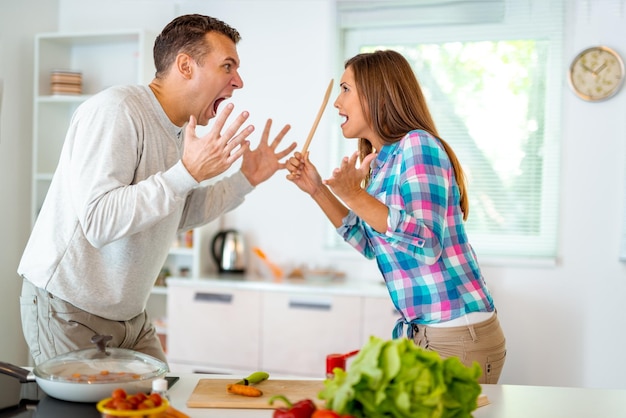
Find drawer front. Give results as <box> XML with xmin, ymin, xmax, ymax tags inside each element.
<box><xmin>167</xmin><ymin>286</ymin><xmax>261</xmax><ymax>370</ymax></box>
<box><xmin>260</xmin><ymin>291</ymin><xmax>362</xmax><ymax>377</ymax></box>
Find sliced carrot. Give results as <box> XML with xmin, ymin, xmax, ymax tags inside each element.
<box><xmin>226</xmin><ymin>383</ymin><xmax>263</xmax><ymax>397</ymax></box>
<box><xmin>164</xmin><ymin>405</ymin><xmax>191</xmax><ymax>418</ymax></box>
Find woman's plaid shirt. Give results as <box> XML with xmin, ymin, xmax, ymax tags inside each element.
<box><xmin>336</xmin><ymin>130</ymin><xmax>494</xmax><ymax>338</ymax></box>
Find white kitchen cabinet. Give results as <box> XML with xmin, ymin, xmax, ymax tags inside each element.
<box><xmin>165</xmin><ymin>278</ymin><xmax>392</xmax><ymax>377</ymax></box>
<box><xmin>260</xmin><ymin>291</ymin><xmax>362</xmax><ymax>377</ymax></box>
<box><xmin>360</xmin><ymin>296</ymin><xmax>401</xmax><ymax>342</ymax></box>
<box><xmin>166</xmin><ymin>284</ymin><xmax>262</xmax><ymax>374</ymax></box>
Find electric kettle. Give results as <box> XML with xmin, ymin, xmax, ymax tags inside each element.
<box><xmin>211</xmin><ymin>229</ymin><xmax>247</xmax><ymax>273</ymax></box>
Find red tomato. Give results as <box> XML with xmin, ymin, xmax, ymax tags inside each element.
<box><xmin>105</xmin><ymin>388</ymin><xmax>164</xmax><ymax>412</ymax></box>
<box><xmin>149</xmin><ymin>393</ymin><xmax>163</xmax><ymax>407</ymax></box>
<box><xmin>137</xmin><ymin>402</ymin><xmax>151</xmax><ymax>410</ymax></box>
<box><xmin>134</xmin><ymin>392</ymin><xmax>148</xmax><ymax>402</ymax></box>
<box><xmin>111</xmin><ymin>398</ymin><xmax>132</xmax><ymax>410</ymax></box>
<box><xmin>126</xmin><ymin>395</ymin><xmax>142</xmax><ymax>407</ymax></box>
<box><xmin>111</xmin><ymin>388</ymin><xmax>127</xmax><ymax>400</ymax></box>
<box><xmin>312</xmin><ymin>410</ymin><xmax>340</xmax><ymax>418</ymax></box>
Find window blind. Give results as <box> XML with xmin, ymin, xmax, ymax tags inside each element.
<box><xmin>337</xmin><ymin>0</ymin><xmax>506</xmax><ymax>28</ymax></box>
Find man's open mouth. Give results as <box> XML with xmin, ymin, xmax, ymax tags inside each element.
<box><xmin>213</xmin><ymin>97</ymin><xmax>226</xmax><ymax>113</ymax></box>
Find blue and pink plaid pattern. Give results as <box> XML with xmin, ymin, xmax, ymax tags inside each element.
<box><xmin>337</xmin><ymin>130</ymin><xmax>494</xmax><ymax>338</ymax></box>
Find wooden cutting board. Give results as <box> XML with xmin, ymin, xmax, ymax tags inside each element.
<box><xmin>187</xmin><ymin>379</ymin><xmax>326</xmax><ymax>409</ymax></box>
<box><xmin>187</xmin><ymin>378</ymin><xmax>489</xmax><ymax>410</ymax></box>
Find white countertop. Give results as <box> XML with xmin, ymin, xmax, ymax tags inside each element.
<box><xmin>165</xmin><ymin>275</ymin><xmax>390</xmax><ymax>298</ymax></box>
<box><xmin>167</xmin><ymin>374</ymin><xmax>626</xmax><ymax>417</ymax></box>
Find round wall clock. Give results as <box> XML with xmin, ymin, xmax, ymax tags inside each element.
<box><xmin>568</xmin><ymin>46</ymin><xmax>625</xmax><ymax>102</ymax></box>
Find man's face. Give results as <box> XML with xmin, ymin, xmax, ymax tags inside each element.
<box><xmin>189</xmin><ymin>32</ymin><xmax>243</xmax><ymax>126</ymax></box>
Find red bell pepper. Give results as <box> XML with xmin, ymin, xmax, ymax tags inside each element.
<box><xmin>311</xmin><ymin>410</ymin><xmax>340</xmax><ymax>418</ymax></box>
<box><xmin>312</xmin><ymin>410</ymin><xmax>355</xmax><ymax>418</ymax></box>
<box><xmin>269</xmin><ymin>394</ymin><xmax>317</xmax><ymax>418</ymax></box>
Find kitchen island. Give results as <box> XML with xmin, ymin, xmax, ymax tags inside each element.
<box><xmin>166</xmin><ymin>374</ymin><xmax>626</xmax><ymax>418</ymax></box>
<box><xmin>3</xmin><ymin>373</ymin><xmax>626</xmax><ymax>417</ymax></box>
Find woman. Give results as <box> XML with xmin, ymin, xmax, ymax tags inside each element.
<box><xmin>286</xmin><ymin>50</ymin><xmax>506</xmax><ymax>383</ymax></box>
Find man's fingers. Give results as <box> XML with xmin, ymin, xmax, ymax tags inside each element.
<box><xmin>274</xmin><ymin>142</ymin><xmax>298</xmax><ymax>161</ymax></box>
<box><xmin>201</xmin><ymin>104</ymin><xmax>251</xmax><ymax>147</ymax></box>
<box><xmin>208</xmin><ymin>103</ymin><xmax>236</xmax><ymax>137</ymax></box>
<box><xmin>260</xmin><ymin>119</ymin><xmax>273</xmax><ymax>144</ymax></box>
<box><xmin>226</xmin><ymin>140</ymin><xmax>250</xmax><ymax>164</ymax></box>
<box><xmin>260</xmin><ymin>120</ymin><xmax>291</xmax><ymax>149</ymax></box>
<box><xmin>221</xmin><ymin>110</ymin><xmax>251</xmax><ymax>144</ymax></box>
<box><xmin>269</xmin><ymin>124</ymin><xmax>292</xmax><ymax>148</ymax></box>
<box><xmin>188</xmin><ymin>114</ymin><xmax>197</xmax><ymax>131</ymax></box>
<box><xmin>183</xmin><ymin>115</ymin><xmax>198</xmax><ymax>140</ymax></box>
<box><xmin>225</xmin><ymin>125</ymin><xmax>255</xmax><ymax>154</ymax></box>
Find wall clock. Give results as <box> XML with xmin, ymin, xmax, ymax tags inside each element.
<box><xmin>568</xmin><ymin>46</ymin><xmax>625</xmax><ymax>102</ymax></box>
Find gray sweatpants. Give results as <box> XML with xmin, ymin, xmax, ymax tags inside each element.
<box><xmin>20</xmin><ymin>279</ymin><xmax>167</xmax><ymax>366</ymax></box>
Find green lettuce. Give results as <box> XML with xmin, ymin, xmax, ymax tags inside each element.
<box><xmin>319</xmin><ymin>336</ymin><xmax>482</xmax><ymax>418</ymax></box>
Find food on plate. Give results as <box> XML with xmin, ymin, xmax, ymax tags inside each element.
<box><xmin>226</xmin><ymin>383</ymin><xmax>263</xmax><ymax>397</ymax></box>
<box><xmin>68</xmin><ymin>370</ymin><xmax>142</xmax><ymax>382</ymax></box>
<box><xmin>269</xmin><ymin>395</ymin><xmax>317</xmax><ymax>418</ymax></box>
<box><xmin>97</xmin><ymin>388</ymin><xmax>190</xmax><ymax>418</ymax></box>
<box><xmin>100</xmin><ymin>390</ymin><xmax>164</xmax><ymax>410</ymax></box>
<box><xmin>318</xmin><ymin>336</ymin><xmax>483</xmax><ymax>418</ymax></box>
<box><xmin>111</xmin><ymin>388</ymin><xmax>127</xmax><ymax>400</ymax></box>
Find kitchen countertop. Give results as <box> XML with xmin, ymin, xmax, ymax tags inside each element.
<box><xmin>165</xmin><ymin>374</ymin><xmax>626</xmax><ymax>418</ymax></box>
<box><xmin>3</xmin><ymin>373</ymin><xmax>626</xmax><ymax>417</ymax></box>
<box><xmin>165</xmin><ymin>275</ymin><xmax>390</xmax><ymax>298</ymax></box>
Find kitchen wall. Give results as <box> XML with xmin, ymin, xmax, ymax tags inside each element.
<box><xmin>0</xmin><ymin>0</ymin><xmax>59</xmax><ymax>367</ymax></box>
<box><xmin>2</xmin><ymin>0</ymin><xmax>626</xmax><ymax>389</ymax></box>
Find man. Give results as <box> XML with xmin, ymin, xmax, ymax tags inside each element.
<box><xmin>18</xmin><ymin>14</ymin><xmax>296</xmax><ymax>365</ymax></box>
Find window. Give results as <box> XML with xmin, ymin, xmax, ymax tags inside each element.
<box><xmin>332</xmin><ymin>0</ymin><xmax>564</xmax><ymax>262</ymax></box>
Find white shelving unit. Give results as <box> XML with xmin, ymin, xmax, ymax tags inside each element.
<box><xmin>32</xmin><ymin>30</ymin><xmax>155</xmax><ymax>223</ymax></box>
<box><xmin>157</xmin><ymin>222</ymin><xmax>221</xmax><ymax>285</ymax></box>
<box><xmin>148</xmin><ymin>222</ymin><xmax>221</xmax><ymax>354</ymax></box>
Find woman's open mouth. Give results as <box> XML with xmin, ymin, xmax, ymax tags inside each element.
<box><xmin>339</xmin><ymin>113</ymin><xmax>348</xmax><ymax>127</ymax></box>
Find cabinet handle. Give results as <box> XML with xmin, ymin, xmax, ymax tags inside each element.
<box><xmin>288</xmin><ymin>298</ymin><xmax>332</xmax><ymax>311</ymax></box>
<box><xmin>194</xmin><ymin>292</ymin><xmax>233</xmax><ymax>303</ymax></box>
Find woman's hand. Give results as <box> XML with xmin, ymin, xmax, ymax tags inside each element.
<box><xmin>324</xmin><ymin>151</ymin><xmax>376</xmax><ymax>204</ymax></box>
<box><xmin>286</xmin><ymin>151</ymin><xmax>324</xmax><ymax>196</ymax></box>
<box><xmin>240</xmin><ymin>119</ymin><xmax>296</xmax><ymax>186</ymax></box>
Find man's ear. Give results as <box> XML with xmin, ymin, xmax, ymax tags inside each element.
<box><xmin>176</xmin><ymin>53</ymin><xmax>194</xmax><ymax>79</ymax></box>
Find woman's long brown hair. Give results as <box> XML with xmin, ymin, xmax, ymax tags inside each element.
<box><xmin>345</xmin><ymin>50</ymin><xmax>469</xmax><ymax>220</ymax></box>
